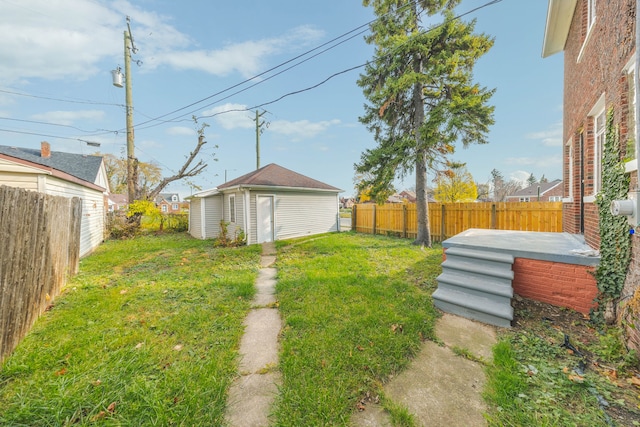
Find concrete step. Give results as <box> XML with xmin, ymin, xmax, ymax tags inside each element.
<box><xmin>435</xmin><ymin>247</ymin><xmax>514</xmax><ymax>328</ymax></box>
<box><xmin>432</xmin><ymin>287</ymin><xmax>513</xmax><ymax>328</ymax></box>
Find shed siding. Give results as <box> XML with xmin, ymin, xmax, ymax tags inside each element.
<box><xmin>0</xmin><ymin>172</ymin><xmax>38</xmax><ymax>191</ymax></box>
<box><xmin>0</xmin><ymin>171</ymin><xmax>104</xmax><ymax>257</ymax></box>
<box><xmin>42</xmin><ymin>176</ymin><xmax>105</xmax><ymax>257</ymax></box>
<box><xmin>189</xmin><ymin>198</ymin><xmax>203</xmax><ymax>239</ymax></box>
<box><xmin>274</xmin><ymin>192</ymin><xmax>338</xmax><ymax>240</ymax></box>
<box><xmin>223</xmin><ymin>191</ymin><xmax>246</xmax><ymax>240</ymax></box>
<box><xmin>204</xmin><ymin>195</ymin><xmax>223</xmax><ymax>239</ymax></box>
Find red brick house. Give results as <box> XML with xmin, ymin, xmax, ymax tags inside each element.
<box><xmin>543</xmin><ymin>0</ymin><xmax>639</xmax><ymax>350</ymax></box>
<box><xmin>155</xmin><ymin>193</ymin><xmax>182</xmax><ymax>214</ymax></box>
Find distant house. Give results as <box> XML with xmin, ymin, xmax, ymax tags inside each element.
<box><xmin>399</xmin><ymin>190</ymin><xmax>417</xmax><ymax>203</ymax></box>
<box><xmin>188</xmin><ymin>163</ymin><xmax>342</xmax><ymax>244</ymax></box>
<box><xmin>155</xmin><ymin>193</ymin><xmax>182</xmax><ymax>213</ymax></box>
<box><xmin>108</xmin><ymin>194</ymin><xmax>128</xmax><ymax>212</ymax></box>
<box><xmin>0</xmin><ymin>142</ymin><xmax>109</xmax><ymax>257</ymax></box>
<box><xmin>340</xmin><ymin>197</ymin><xmax>355</xmax><ymax>209</ymax></box>
<box><xmin>505</xmin><ymin>179</ymin><xmax>563</xmax><ymax>202</ymax></box>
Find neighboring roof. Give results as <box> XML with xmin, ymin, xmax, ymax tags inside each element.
<box><xmin>156</xmin><ymin>192</ymin><xmax>180</xmax><ymax>203</ymax></box>
<box><xmin>508</xmin><ymin>179</ymin><xmax>562</xmax><ymax>198</ymax></box>
<box><xmin>542</xmin><ymin>0</ymin><xmax>578</xmax><ymax>57</ymax></box>
<box><xmin>108</xmin><ymin>194</ymin><xmax>128</xmax><ymax>204</ymax></box>
<box><xmin>0</xmin><ymin>144</ymin><xmax>103</xmax><ymax>184</ymax></box>
<box><xmin>217</xmin><ymin>163</ymin><xmax>341</xmax><ymax>192</ymax></box>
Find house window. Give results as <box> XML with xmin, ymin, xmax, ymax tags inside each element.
<box><xmin>519</xmin><ymin>197</ymin><xmax>530</xmax><ymax>202</ymax></box>
<box><xmin>549</xmin><ymin>196</ymin><xmax>562</xmax><ymax>202</ymax></box>
<box><xmin>172</xmin><ymin>203</ymin><xmax>179</xmax><ymax>211</ymax></box>
<box><xmin>161</xmin><ymin>204</ymin><xmax>168</xmax><ymax>213</ymax></box>
<box><xmin>229</xmin><ymin>195</ymin><xmax>236</xmax><ymax>223</ymax></box>
<box><xmin>171</xmin><ymin>195</ymin><xmax>178</xmax><ymax>202</ymax></box>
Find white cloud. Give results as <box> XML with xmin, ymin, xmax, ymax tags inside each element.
<box><xmin>202</xmin><ymin>103</ymin><xmax>253</xmax><ymax>130</ymax></box>
<box><xmin>166</xmin><ymin>126</ymin><xmax>196</xmax><ymax>136</ymax></box>
<box><xmin>504</xmin><ymin>155</ymin><xmax>562</xmax><ymax>168</ymax></box>
<box><xmin>526</xmin><ymin>122</ymin><xmax>563</xmax><ymax>147</ymax></box>
<box><xmin>269</xmin><ymin>119</ymin><xmax>340</xmax><ymax>141</ymax></box>
<box><xmin>143</xmin><ymin>25</ymin><xmax>324</xmax><ymax>77</ymax></box>
<box><xmin>0</xmin><ymin>1</ymin><xmax>321</xmax><ymax>83</ymax></box>
<box><xmin>30</xmin><ymin>110</ymin><xmax>105</xmax><ymax>126</ymax></box>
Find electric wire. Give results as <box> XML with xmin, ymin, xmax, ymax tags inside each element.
<box><xmin>1</xmin><ymin>0</ymin><xmax>503</xmax><ymax>145</ymax></box>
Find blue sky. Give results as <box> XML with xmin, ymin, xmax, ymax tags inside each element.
<box><xmin>0</xmin><ymin>0</ymin><xmax>563</xmax><ymax>198</ymax></box>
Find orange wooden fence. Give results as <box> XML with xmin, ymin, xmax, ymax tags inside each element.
<box><xmin>352</xmin><ymin>202</ymin><xmax>563</xmax><ymax>243</ymax></box>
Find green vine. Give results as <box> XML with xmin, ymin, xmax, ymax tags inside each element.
<box><xmin>593</xmin><ymin>108</ymin><xmax>632</xmax><ymax>324</ymax></box>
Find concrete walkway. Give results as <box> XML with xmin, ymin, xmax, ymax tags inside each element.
<box><xmin>351</xmin><ymin>313</ymin><xmax>497</xmax><ymax>427</ymax></box>
<box><xmin>225</xmin><ymin>242</ymin><xmax>282</xmax><ymax>427</ymax></box>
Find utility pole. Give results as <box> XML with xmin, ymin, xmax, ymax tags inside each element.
<box><xmin>124</xmin><ymin>26</ymin><xmax>135</xmax><ymax>204</ymax></box>
<box><xmin>254</xmin><ymin>110</ymin><xmax>268</xmax><ymax>170</ymax></box>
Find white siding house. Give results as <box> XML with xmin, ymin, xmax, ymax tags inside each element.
<box><xmin>188</xmin><ymin>163</ymin><xmax>342</xmax><ymax>244</ymax></box>
<box><xmin>0</xmin><ymin>142</ymin><xmax>109</xmax><ymax>257</ymax></box>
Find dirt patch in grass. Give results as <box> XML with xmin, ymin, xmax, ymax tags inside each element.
<box><xmin>511</xmin><ymin>296</ymin><xmax>640</xmax><ymax>426</ymax></box>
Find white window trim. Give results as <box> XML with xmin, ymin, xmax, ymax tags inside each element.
<box><xmin>563</xmin><ymin>137</ymin><xmax>574</xmax><ymax>203</ymax></box>
<box><xmin>577</xmin><ymin>0</ymin><xmax>597</xmax><ymax>63</ymax></box>
<box><xmin>624</xmin><ymin>53</ymin><xmax>638</xmax><ymax>172</ymax></box>
<box><xmin>585</xmin><ymin>93</ymin><xmax>606</xmax><ymax>203</ymax></box>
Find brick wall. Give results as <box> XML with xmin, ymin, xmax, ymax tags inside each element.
<box><xmin>512</xmin><ymin>258</ymin><xmax>597</xmax><ymax>315</ymax></box>
<box><xmin>562</xmin><ymin>0</ymin><xmax>636</xmax><ymax>249</ymax></box>
<box><xmin>619</xmin><ymin>236</ymin><xmax>640</xmax><ymax>352</ymax></box>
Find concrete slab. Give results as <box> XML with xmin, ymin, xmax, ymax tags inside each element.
<box><xmin>238</xmin><ymin>308</ymin><xmax>282</xmax><ymax>374</ymax></box>
<box><xmin>435</xmin><ymin>313</ymin><xmax>496</xmax><ymax>362</ymax></box>
<box><xmin>350</xmin><ymin>404</ymin><xmax>392</xmax><ymax>427</ymax></box>
<box><xmin>385</xmin><ymin>341</ymin><xmax>487</xmax><ymax>427</ymax></box>
<box><xmin>261</xmin><ymin>255</ymin><xmax>276</xmax><ymax>268</ymax></box>
<box><xmin>226</xmin><ymin>372</ymin><xmax>281</xmax><ymax>427</ymax></box>
<box><xmin>444</xmin><ymin>228</ymin><xmax>600</xmax><ymax>266</ymax></box>
<box><xmin>262</xmin><ymin>242</ymin><xmax>276</xmax><ymax>256</ymax></box>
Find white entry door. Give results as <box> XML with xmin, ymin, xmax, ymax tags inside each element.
<box><xmin>257</xmin><ymin>195</ymin><xmax>274</xmax><ymax>243</ymax></box>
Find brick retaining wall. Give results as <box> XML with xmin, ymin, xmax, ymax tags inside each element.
<box><xmin>512</xmin><ymin>258</ymin><xmax>597</xmax><ymax>315</ymax></box>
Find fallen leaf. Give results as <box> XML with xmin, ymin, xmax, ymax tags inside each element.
<box><xmin>357</xmin><ymin>402</ymin><xmax>366</xmax><ymax>411</ymax></box>
<box><xmin>55</xmin><ymin>368</ymin><xmax>67</xmax><ymax>376</ymax></box>
<box><xmin>92</xmin><ymin>379</ymin><xmax>102</xmax><ymax>386</ymax></box>
<box><xmin>91</xmin><ymin>411</ymin><xmax>106</xmax><ymax>422</ymax></box>
<box><xmin>107</xmin><ymin>402</ymin><xmax>116</xmax><ymax>413</ymax></box>
<box><xmin>356</xmin><ymin>345</ymin><xmax>364</xmax><ymax>352</ymax></box>
<box><xmin>630</xmin><ymin>376</ymin><xmax>640</xmax><ymax>388</ymax></box>
<box><xmin>173</xmin><ymin>344</ymin><xmax>183</xmax><ymax>351</ymax></box>
<box><xmin>135</xmin><ymin>342</ymin><xmax>144</xmax><ymax>349</ymax></box>
<box><xmin>120</xmin><ymin>289</ymin><xmax>127</xmax><ymax>295</ymax></box>
<box><xmin>568</xmin><ymin>374</ymin><xmax>584</xmax><ymax>383</ymax></box>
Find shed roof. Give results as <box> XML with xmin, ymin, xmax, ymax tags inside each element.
<box><xmin>217</xmin><ymin>163</ymin><xmax>341</xmax><ymax>192</ymax></box>
<box><xmin>0</xmin><ymin>144</ymin><xmax>103</xmax><ymax>184</ymax></box>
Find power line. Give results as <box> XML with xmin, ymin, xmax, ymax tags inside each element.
<box><xmin>2</xmin><ymin>0</ymin><xmax>503</xmax><ymax>143</ymax></box>
<box><xmin>0</xmin><ymin>88</ymin><xmax>124</xmax><ymax>107</ymax></box>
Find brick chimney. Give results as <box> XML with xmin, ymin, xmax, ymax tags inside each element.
<box><xmin>41</xmin><ymin>141</ymin><xmax>51</xmax><ymax>158</ymax></box>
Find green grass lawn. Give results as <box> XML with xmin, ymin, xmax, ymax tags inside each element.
<box><xmin>0</xmin><ymin>234</ymin><xmax>262</xmax><ymax>426</ymax></box>
<box><xmin>3</xmin><ymin>231</ymin><xmax>635</xmax><ymax>426</ymax></box>
<box><xmin>273</xmin><ymin>233</ymin><xmax>442</xmax><ymax>426</ymax></box>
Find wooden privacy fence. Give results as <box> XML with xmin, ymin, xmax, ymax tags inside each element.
<box><xmin>0</xmin><ymin>186</ymin><xmax>82</xmax><ymax>362</ymax></box>
<box><xmin>352</xmin><ymin>201</ymin><xmax>563</xmax><ymax>242</ymax></box>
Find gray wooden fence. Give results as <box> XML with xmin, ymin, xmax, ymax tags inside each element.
<box><xmin>0</xmin><ymin>185</ymin><xmax>82</xmax><ymax>362</ymax></box>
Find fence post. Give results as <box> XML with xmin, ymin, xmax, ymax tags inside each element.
<box><xmin>352</xmin><ymin>205</ymin><xmax>357</xmax><ymax>232</ymax></box>
<box><xmin>491</xmin><ymin>203</ymin><xmax>497</xmax><ymax>229</ymax></box>
<box><xmin>372</xmin><ymin>204</ymin><xmax>377</xmax><ymax>235</ymax></box>
<box><xmin>440</xmin><ymin>204</ymin><xmax>446</xmax><ymax>241</ymax></box>
<box><xmin>403</xmin><ymin>204</ymin><xmax>407</xmax><ymax>238</ymax></box>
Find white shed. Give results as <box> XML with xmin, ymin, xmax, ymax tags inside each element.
<box><xmin>188</xmin><ymin>163</ymin><xmax>342</xmax><ymax>244</ymax></box>
<box><xmin>0</xmin><ymin>142</ymin><xmax>109</xmax><ymax>257</ymax></box>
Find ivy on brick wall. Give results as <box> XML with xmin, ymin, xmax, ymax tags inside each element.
<box><xmin>594</xmin><ymin>108</ymin><xmax>632</xmax><ymax>324</ymax></box>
